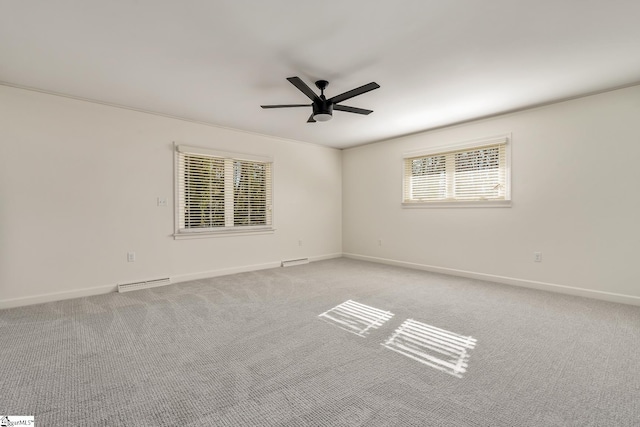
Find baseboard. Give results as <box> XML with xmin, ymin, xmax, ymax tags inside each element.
<box><xmin>309</xmin><ymin>252</ymin><xmax>343</xmax><ymax>262</ymax></box>
<box><xmin>0</xmin><ymin>284</ymin><xmax>117</xmax><ymax>310</ymax></box>
<box><xmin>343</xmin><ymin>253</ymin><xmax>640</xmax><ymax>307</ymax></box>
<box><xmin>172</xmin><ymin>253</ymin><xmax>342</xmax><ymax>283</ymax></box>
<box><xmin>171</xmin><ymin>261</ymin><xmax>282</xmax><ymax>283</ymax></box>
<box><xmin>0</xmin><ymin>253</ymin><xmax>344</xmax><ymax>310</ymax></box>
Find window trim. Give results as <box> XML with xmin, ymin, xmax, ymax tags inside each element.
<box><xmin>173</xmin><ymin>143</ymin><xmax>275</xmax><ymax>239</ymax></box>
<box><xmin>401</xmin><ymin>134</ymin><xmax>511</xmax><ymax>208</ymax></box>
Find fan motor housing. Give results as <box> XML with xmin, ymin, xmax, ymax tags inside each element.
<box><xmin>313</xmin><ymin>99</ymin><xmax>333</xmax><ymax>117</ymax></box>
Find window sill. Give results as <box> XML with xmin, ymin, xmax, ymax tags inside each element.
<box><xmin>402</xmin><ymin>200</ymin><xmax>512</xmax><ymax>209</ymax></box>
<box><xmin>173</xmin><ymin>227</ymin><xmax>275</xmax><ymax>240</ymax></box>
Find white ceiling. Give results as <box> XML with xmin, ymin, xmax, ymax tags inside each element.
<box><xmin>2</xmin><ymin>1</ymin><xmax>640</xmax><ymax>149</ymax></box>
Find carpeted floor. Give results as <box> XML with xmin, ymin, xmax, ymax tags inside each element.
<box><xmin>1</xmin><ymin>258</ymin><xmax>639</xmax><ymax>426</ymax></box>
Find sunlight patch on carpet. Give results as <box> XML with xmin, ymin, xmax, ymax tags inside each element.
<box><xmin>318</xmin><ymin>300</ymin><xmax>394</xmax><ymax>337</ymax></box>
<box><xmin>382</xmin><ymin>319</ymin><xmax>477</xmax><ymax>378</ymax></box>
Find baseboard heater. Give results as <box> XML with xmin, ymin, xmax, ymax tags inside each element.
<box><xmin>117</xmin><ymin>277</ymin><xmax>171</xmax><ymax>293</ymax></box>
<box><xmin>281</xmin><ymin>258</ymin><xmax>309</xmax><ymax>267</ymax></box>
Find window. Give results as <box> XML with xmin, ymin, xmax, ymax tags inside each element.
<box><xmin>403</xmin><ymin>135</ymin><xmax>510</xmax><ymax>207</ymax></box>
<box><xmin>175</xmin><ymin>144</ymin><xmax>273</xmax><ymax>237</ymax></box>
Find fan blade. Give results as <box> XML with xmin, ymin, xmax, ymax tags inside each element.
<box><xmin>307</xmin><ymin>114</ymin><xmax>316</xmax><ymax>123</ymax></box>
<box><xmin>287</xmin><ymin>77</ymin><xmax>321</xmax><ymax>102</ymax></box>
<box><xmin>261</xmin><ymin>104</ymin><xmax>311</xmax><ymax>109</ymax></box>
<box><xmin>333</xmin><ymin>105</ymin><xmax>373</xmax><ymax>115</ymax></box>
<box><xmin>328</xmin><ymin>82</ymin><xmax>380</xmax><ymax>104</ymax></box>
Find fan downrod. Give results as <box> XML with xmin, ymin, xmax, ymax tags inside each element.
<box><xmin>315</xmin><ymin>80</ymin><xmax>329</xmax><ymax>95</ymax></box>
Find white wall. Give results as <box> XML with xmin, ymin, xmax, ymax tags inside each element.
<box><xmin>3</xmin><ymin>84</ymin><xmax>639</xmax><ymax>308</ymax></box>
<box><xmin>343</xmin><ymin>85</ymin><xmax>640</xmax><ymax>304</ymax></box>
<box><xmin>0</xmin><ymin>85</ymin><xmax>342</xmax><ymax>307</ymax></box>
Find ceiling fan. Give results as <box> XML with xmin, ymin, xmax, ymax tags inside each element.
<box><xmin>261</xmin><ymin>76</ymin><xmax>380</xmax><ymax>123</ymax></box>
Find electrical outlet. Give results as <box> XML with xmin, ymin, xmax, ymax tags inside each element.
<box><xmin>298</xmin><ymin>239</ymin><xmax>303</xmax><ymax>246</ymax></box>
<box><xmin>534</xmin><ymin>252</ymin><xmax>542</xmax><ymax>262</ymax></box>
<box><xmin>127</xmin><ymin>252</ymin><xmax>136</xmax><ymax>262</ymax></box>
<box><xmin>157</xmin><ymin>197</ymin><xmax>167</xmax><ymax>207</ymax></box>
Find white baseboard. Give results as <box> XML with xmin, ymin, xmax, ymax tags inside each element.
<box><xmin>171</xmin><ymin>261</ymin><xmax>282</xmax><ymax>284</ymax></box>
<box><xmin>309</xmin><ymin>252</ymin><xmax>343</xmax><ymax>262</ymax></box>
<box><xmin>343</xmin><ymin>253</ymin><xmax>640</xmax><ymax>307</ymax></box>
<box><xmin>3</xmin><ymin>252</ymin><xmax>636</xmax><ymax>308</ymax></box>
<box><xmin>0</xmin><ymin>284</ymin><xmax>117</xmax><ymax>310</ymax></box>
<box><xmin>0</xmin><ymin>253</ymin><xmax>344</xmax><ymax>310</ymax></box>
<box><xmin>172</xmin><ymin>253</ymin><xmax>342</xmax><ymax>283</ymax></box>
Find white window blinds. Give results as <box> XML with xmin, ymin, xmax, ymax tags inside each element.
<box><xmin>403</xmin><ymin>136</ymin><xmax>510</xmax><ymax>205</ymax></box>
<box><xmin>180</xmin><ymin>153</ymin><xmax>226</xmax><ymax>229</ymax></box>
<box><xmin>232</xmin><ymin>159</ymin><xmax>272</xmax><ymax>227</ymax></box>
<box><xmin>176</xmin><ymin>145</ymin><xmax>272</xmax><ymax>233</ymax></box>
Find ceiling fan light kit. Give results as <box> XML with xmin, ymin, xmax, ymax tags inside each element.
<box><xmin>313</xmin><ymin>113</ymin><xmax>333</xmax><ymax>122</ymax></box>
<box><xmin>261</xmin><ymin>77</ymin><xmax>380</xmax><ymax>123</ymax></box>
<box><xmin>311</xmin><ymin>80</ymin><xmax>333</xmax><ymax>122</ymax></box>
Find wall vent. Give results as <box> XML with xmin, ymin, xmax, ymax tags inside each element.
<box><xmin>281</xmin><ymin>258</ymin><xmax>309</xmax><ymax>267</ymax></box>
<box><xmin>117</xmin><ymin>277</ymin><xmax>171</xmax><ymax>293</ymax></box>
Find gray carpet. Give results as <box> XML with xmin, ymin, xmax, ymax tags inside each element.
<box><xmin>1</xmin><ymin>258</ymin><xmax>639</xmax><ymax>426</ymax></box>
